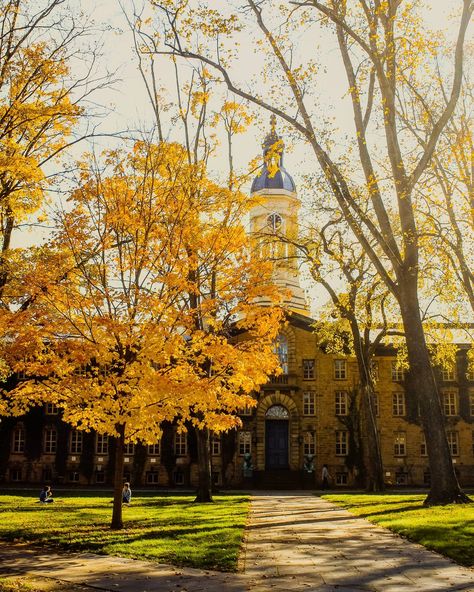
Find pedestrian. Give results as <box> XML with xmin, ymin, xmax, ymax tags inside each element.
<box><xmin>39</xmin><ymin>485</ymin><xmax>54</xmax><ymax>503</ymax></box>
<box><xmin>122</xmin><ymin>482</ymin><xmax>132</xmax><ymax>504</ymax></box>
<box><xmin>321</xmin><ymin>464</ymin><xmax>331</xmax><ymax>490</ymax></box>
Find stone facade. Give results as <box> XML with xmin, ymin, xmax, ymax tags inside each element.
<box><xmin>2</xmin><ymin>315</ymin><xmax>474</xmax><ymax>489</ymax></box>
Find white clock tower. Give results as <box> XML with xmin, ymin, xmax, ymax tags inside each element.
<box><xmin>250</xmin><ymin>116</ymin><xmax>309</xmax><ymax>316</ymax></box>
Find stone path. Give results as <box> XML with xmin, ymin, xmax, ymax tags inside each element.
<box><xmin>243</xmin><ymin>492</ymin><xmax>474</xmax><ymax>591</ymax></box>
<box><xmin>0</xmin><ymin>492</ymin><xmax>473</xmax><ymax>591</ymax></box>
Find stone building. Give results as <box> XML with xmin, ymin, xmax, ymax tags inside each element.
<box><xmin>1</xmin><ymin>122</ymin><xmax>474</xmax><ymax>489</ymax></box>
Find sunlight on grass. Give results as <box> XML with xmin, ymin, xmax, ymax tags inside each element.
<box><xmin>323</xmin><ymin>493</ymin><xmax>474</xmax><ymax>567</ymax></box>
<box><xmin>0</xmin><ymin>493</ymin><xmax>249</xmax><ymax>571</ymax></box>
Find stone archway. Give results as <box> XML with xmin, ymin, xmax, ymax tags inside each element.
<box><xmin>255</xmin><ymin>393</ymin><xmax>299</xmax><ymax>471</ymax></box>
<box><xmin>265</xmin><ymin>405</ymin><xmax>290</xmax><ymax>469</ymax></box>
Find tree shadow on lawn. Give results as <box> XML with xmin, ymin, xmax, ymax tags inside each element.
<box><xmin>355</xmin><ymin>503</ymin><xmax>425</xmax><ymax>518</ymax></box>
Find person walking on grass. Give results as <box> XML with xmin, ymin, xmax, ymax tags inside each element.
<box><xmin>39</xmin><ymin>485</ymin><xmax>54</xmax><ymax>503</ymax></box>
<box><xmin>122</xmin><ymin>482</ymin><xmax>132</xmax><ymax>504</ymax></box>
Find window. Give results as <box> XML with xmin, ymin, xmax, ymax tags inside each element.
<box><xmin>334</xmin><ymin>359</ymin><xmax>347</xmax><ymax>380</ymax></box>
<box><xmin>211</xmin><ymin>434</ymin><xmax>221</xmax><ymax>456</ymax></box>
<box><xmin>12</xmin><ymin>427</ymin><xmax>25</xmax><ymax>453</ymax></box>
<box><xmin>267</xmin><ymin>212</ymin><xmax>283</xmax><ymax>232</ymax></box>
<box><xmin>174</xmin><ymin>470</ymin><xmax>184</xmax><ymax>485</ymax></box>
<box><xmin>420</xmin><ymin>432</ymin><xmax>427</xmax><ymax>456</ymax></box>
<box><xmin>274</xmin><ymin>335</ymin><xmax>289</xmax><ymax>374</ymax></box>
<box><xmin>95</xmin><ymin>470</ymin><xmax>105</xmax><ymax>484</ymax></box>
<box><xmin>74</xmin><ymin>363</ymin><xmax>88</xmax><ymax>376</ymax></box>
<box><xmin>335</xmin><ymin>472</ymin><xmax>348</xmax><ymax>485</ymax></box>
<box><xmin>335</xmin><ymin>391</ymin><xmax>348</xmax><ymax>416</ymax></box>
<box><xmin>68</xmin><ymin>471</ymin><xmax>80</xmax><ymax>482</ymax></box>
<box><xmin>174</xmin><ymin>432</ymin><xmax>188</xmax><ymax>456</ymax></box>
<box><xmin>392</xmin><ymin>392</ymin><xmax>406</xmax><ymax>416</ymax></box>
<box><xmin>70</xmin><ymin>430</ymin><xmax>83</xmax><ymax>454</ymax></box>
<box><xmin>239</xmin><ymin>404</ymin><xmax>253</xmax><ymax>416</ymax></box>
<box><xmin>124</xmin><ymin>442</ymin><xmax>135</xmax><ymax>455</ymax></box>
<box><xmin>96</xmin><ymin>435</ymin><xmax>109</xmax><ymax>455</ymax></box>
<box><xmin>423</xmin><ymin>470</ymin><xmax>431</xmax><ymax>486</ymax></box>
<box><xmin>447</xmin><ymin>431</ymin><xmax>459</xmax><ymax>456</ymax></box>
<box><xmin>443</xmin><ymin>392</ymin><xmax>457</xmax><ymax>416</ymax></box>
<box><xmin>212</xmin><ymin>471</ymin><xmax>221</xmax><ymax>486</ymax></box>
<box><xmin>442</xmin><ymin>367</ymin><xmax>455</xmax><ymax>381</ymax></box>
<box><xmin>395</xmin><ymin>471</ymin><xmax>408</xmax><ymax>485</ymax></box>
<box><xmin>45</xmin><ymin>403</ymin><xmax>58</xmax><ymax>415</ymax></box>
<box><xmin>238</xmin><ymin>431</ymin><xmax>252</xmax><ymax>455</ymax></box>
<box><xmin>391</xmin><ymin>361</ymin><xmax>405</xmax><ymax>381</ymax></box>
<box><xmin>148</xmin><ymin>442</ymin><xmax>160</xmax><ymax>455</ymax></box>
<box><xmin>44</xmin><ymin>428</ymin><xmax>57</xmax><ymax>454</ymax></box>
<box><xmin>335</xmin><ymin>430</ymin><xmax>348</xmax><ymax>456</ymax></box>
<box><xmin>10</xmin><ymin>468</ymin><xmax>22</xmax><ymax>482</ymax></box>
<box><xmin>303</xmin><ymin>391</ymin><xmax>316</xmax><ymax>416</ymax></box>
<box><xmin>303</xmin><ymin>359</ymin><xmax>315</xmax><ymax>380</ymax></box>
<box><xmin>303</xmin><ymin>432</ymin><xmax>315</xmax><ymax>456</ymax></box>
<box><xmin>372</xmin><ymin>392</ymin><xmax>379</xmax><ymax>417</ymax></box>
<box><xmin>370</xmin><ymin>361</ymin><xmax>379</xmax><ymax>382</ymax></box>
<box><xmin>146</xmin><ymin>471</ymin><xmax>159</xmax><ymax>484</ymax></box>
<box><xmin>469</xmin><ymin>393</ymin><xmax>474</xmax><ymax>417</ymax></box>
<box><xmin>394</xmin><ymin>432</ymin><xmax>406</xmax><ymax>456</ymax></box>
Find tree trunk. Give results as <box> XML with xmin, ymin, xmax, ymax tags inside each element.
<box><xmin>194</xmin><ymin>427</ymin><xmax>213</xmax><ymax>503</ymax></box>
<box><xmin>350</xmin><ymin>323</ymin><xmax>384</xmax><ymax>492</ymax></box>
<box><xmin>399</xmin><ymin>281</ymin><xmax>470</xmax><ymax>505</ymax></box>
<box><xmin>359</xmin><ymin>382</ymin><xmax>384</xmax><ymax>492</ymax></box>
<box><xmin>111</xmin><ymin>423</ymin><xmax>125</xmax><ymax>529</ymax></box>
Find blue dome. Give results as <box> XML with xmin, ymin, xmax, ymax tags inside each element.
<box><xmin>251</xmin><ymin>165</ymin><xmax>296</xmax><ymax>193</ymax></box>
<box><xmin>251</xmin><ymin>115</ymin><xmax>296</xmax><ymax>194</ymax></box>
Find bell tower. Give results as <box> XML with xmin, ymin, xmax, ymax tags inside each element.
<box><xmin>250</xmin><ymin>116</ymin><xmax>309</xmax><ymax>316</ymax></box>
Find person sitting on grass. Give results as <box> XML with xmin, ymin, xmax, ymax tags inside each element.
<box><xmin>39</xmin><ymin>485</ymin><xmax>54</xmax><ymax>503</ymax></box>
<box><xmin>122</xmin><ymin>482</ymin><xmax>131</xmax><ymax>504</ymax></box>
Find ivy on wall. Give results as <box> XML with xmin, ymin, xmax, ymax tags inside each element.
<box><xmin>24</xmin><ymin>407</ymin><xmax>44</xmax><ymax>461</ymax></box>
<box><xmin>132</xmin><ymin>443</ymin><xmax>147</xmax><ymax>486</ymax></box>
<box><xmin>79</xmin><ymin>431</ymin><xmax>95</xmax><ymax>484</ymax></box>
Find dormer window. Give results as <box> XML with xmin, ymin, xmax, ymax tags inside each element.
<box><xmin>267</xmin><ymin>213</ymin><xmax>282</xmax><ymax>232</ymax></box>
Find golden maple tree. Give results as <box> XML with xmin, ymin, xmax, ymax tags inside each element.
<box><xmin>2</xmin><ymin>140</ymin><xmax>283</xmax><ymax>527</ymax></box>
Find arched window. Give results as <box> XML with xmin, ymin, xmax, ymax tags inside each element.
<box><xmin>265</xmin><ymin>405</ymin><xmax>289</xmax><ymax>419</ymax></box>
<box><xmin>267</xmin><ymin>212</ymin><xmax>283</xmax><ymax>232</ymax></box>
<box><xmin>274</xmin><ymin>335</ymin><xmax>288</xmax><ymax>374</ymax></box>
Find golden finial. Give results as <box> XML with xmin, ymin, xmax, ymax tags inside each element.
<box><xmin>270</xmin><ymin>113</ymin><xmax>276</xmax><ymax>136</ymax></box>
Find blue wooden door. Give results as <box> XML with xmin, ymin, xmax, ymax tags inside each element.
<box><xmin>265</xmin><ymin>420</ymin><xmax>289</xmax><ymax>469</ymax></box>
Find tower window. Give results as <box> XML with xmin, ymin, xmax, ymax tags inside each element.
<box><xmin>267</xmin><ymin>213</ymin><xmax>282</xmax><ymax>232</ymax></box>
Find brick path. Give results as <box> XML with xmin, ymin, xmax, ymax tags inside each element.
<box><xmin>0</xmin><ymin>492</ymin><xmax>472</xmax><ymax>591</ymax></box>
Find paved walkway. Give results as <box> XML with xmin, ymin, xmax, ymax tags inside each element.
<box><xmin>0</xmin><ymin>492</ymin><xmax>473</xmax><ymax>592</ymax></box>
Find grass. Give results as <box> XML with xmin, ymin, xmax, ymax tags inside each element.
<box><xmin>323</xmin><ymin>493</ymin><xmax>474</xmax><ymax>567</ymax></box>
<box><xmin>0</xmin><ymin>491</ymin><xmax>249</xmax><ymax>572</ymax></box>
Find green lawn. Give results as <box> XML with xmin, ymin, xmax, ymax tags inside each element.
<box><xmin>0</xmin><ymin>492</ymin><xmax>249</xmax><ymax>571</ymax></box>
<box><xmin>323</xmin><ymin>493</ymin><xmax>474</xmax><ymax>567</ymax></box>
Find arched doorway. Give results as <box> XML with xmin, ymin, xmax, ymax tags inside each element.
<box><xmin>265</xmin><ymin>405</ymin><xmax>289</xmax><ymax>469</ymax></box>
